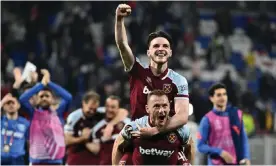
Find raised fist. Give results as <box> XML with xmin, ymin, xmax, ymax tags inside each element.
<box><xmin>116</xmin><ymin>4</ymin><xmax>131</xmax><ymax>19</ymax></box>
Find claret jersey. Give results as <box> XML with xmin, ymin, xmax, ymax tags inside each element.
<box><xmin>127</xmin><ymin>57</ymin><xmax>189</xmax><ymax>120</ymax></box>
<box><xmin>120</xmin><ymin>116</ymin><xmax>191</xmax><ymax>165</ymax></box>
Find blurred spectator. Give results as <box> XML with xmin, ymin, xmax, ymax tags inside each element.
<box><xmin>242</xmin><ymin>108</ymin><xmax>256</xmax><ymax>137</ymax></box>
<box><xmin>228</xmin><ymin>28</ymin><xmax>252</xmax><ymax>57</ymax></box>
<box><xmin>221</xmin><ymin>70</ymin><xmax>237</xmax><ymax>106</ymax></box>
<box><xmin>259</xmin><ymin>73</ymin><xmax>276</xmax><ymax>101</ymax></box>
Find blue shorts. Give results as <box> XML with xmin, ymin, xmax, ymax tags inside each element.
<box><xmin>1</xmin><ymin>156</ymin><xmax>25</xmax><ymax>165</ymax></box>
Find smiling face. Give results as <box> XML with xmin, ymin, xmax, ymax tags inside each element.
<box><xmin>210</xmin><ymin>88</ymin><xmax>228</xmax><ymax>109</ymax></box>
<box><xmin>147</xmin><ymin>37</ymin><xmax>172</xmax><ymax>65</ymax></box>
<box><xmin>82</xmin><ymin>99</ymin><xmax>99</xmax><ymax>118</ymax></box>
<box><xmin>146</xmin><ymin>93</ymin><xmax>170</xmax><ymax>128</ymax></box>
<box><xmin>105</xmin><ymin>97</ymin><xmax>120</xmax><ymax>120</ymax></box>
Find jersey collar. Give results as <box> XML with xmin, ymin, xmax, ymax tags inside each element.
<box><xmin>149</xmin><ymin>66</ymin><xmax>169</xmax><ymax>80</ymax></box>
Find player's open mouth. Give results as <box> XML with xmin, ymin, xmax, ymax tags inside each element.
<box><xmin>158</xmin><ymin>115</ymin><xmax>166</xmax><ymax>121</ymax></box>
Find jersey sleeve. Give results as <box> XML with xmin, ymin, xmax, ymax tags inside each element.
<box><xmin>174</xmin><ymin>75</ymin><xmax>189</xmax><ymax>100</ymax></box>
<box><xmin>177</xmin><ymin>125</ymin><xmax>191</xmax><ymax>145</ymax></box>
<box><xmin>64</xmin><ymin>114</ymin><xmax>75</xmax><ymax>133</ymax></box>
<box><xmin>127</xmin><ymin>57</ymin><xmax>147</xmax><ymax>76</ymax></box>
<box><xmin>64</xmin><ymin>109</ymin><xmax>82</xmax><ymax>133</ymax></box>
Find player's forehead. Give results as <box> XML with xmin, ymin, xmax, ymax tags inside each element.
<box><xmin>105</xmin><ymin>98</ymin><xmax>119</xmax><ymax>106</ymax></box>
<box><xmin>214</xmin><ymin>88</ymin><xmax>227</xmax><ymax>95</ymax></box>
<box><xmin>149</xmin><ymin>95</ymin><xmax>169</xmax><ymax>104</ymax></box>
<box><xmin>38</xmin><ymin>90</ymin><xmax>51</xmax><ymax>96</ymax></box>
<box><xmin>149</xmin><ymin>37</ymin><xmax>170</xmax><ymax>47</ymax></box>
<box><xmin>85</xmin><ymin>99</ymin><xmax>99</xmax><ymax>106</ymax></box>
<box><xmin>5</xmin><ymin>98</ymin><xmax>18</xmax><ymax>105</ymax></box>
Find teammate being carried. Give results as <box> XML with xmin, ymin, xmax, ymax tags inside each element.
<box><xmin>112</xmin><ymin>90</ymin><xmax>193</xmax><ymax>165</ymax></box>
<box><xmin>115</xmin><ymin>2</ymin><xmax>189</xmax><ymax>137</ymax></box>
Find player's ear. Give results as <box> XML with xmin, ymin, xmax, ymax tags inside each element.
<box><xmin>209</xmin><ymin>96</ymin><xmax>214</xmax><ymax>103</ymax></box>
<box><xmin>147</xmin><ymin>50</ymin><xmax>151</xmax><ymax>57</ymax></box>
<box><xmin>16</xmin><ymin>102</ymin><xmax>21</xmax><ymax>110</ymax></box>
<box><xmin>145</xmin><ymin>104</ymin><xmax>150</xmax><ymax>114</ymax></box>
<box><xmin>168</xmin><ymin>49</ymin><xmax>172</xmax><ymax>57</ymax></box>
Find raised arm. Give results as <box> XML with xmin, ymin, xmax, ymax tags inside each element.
<box><xmin>19</xmin><ymin>83</ymin><xmax>44</xmax><ymax>114</ymax></box>
<box><xmin>48</xmin><ymin>82</ymin><xmax>72</xmax><ymax>102</ymax></box>
<box><xmin>13</xmin><ymin>68</ymin><xmax>38</xmax><ymax>95</ymax></box>
<box><xmin>48</xmin><ymin>81</ymin><xmax>72</xmax><ymax>113</ymax></box>
<box><xmin>115</xmin><ymin>4</ymin><xmax>135</xmax><ymax>71</ymax></box>
<box><xmin>41</xmin><ymin>69</ymin><xmax>72</xmax><ymax>113</ymax></box>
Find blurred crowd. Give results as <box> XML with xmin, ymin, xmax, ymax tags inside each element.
<box><xmin>1</xmin><ymin>1</ymin><xmax>276</xmax><ymax>136</ymax></box>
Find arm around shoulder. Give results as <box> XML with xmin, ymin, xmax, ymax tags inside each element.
<box><xmin>165</xmin><ymin>75</ymin><xmax>190</xmax><ymax>131</ymax></box>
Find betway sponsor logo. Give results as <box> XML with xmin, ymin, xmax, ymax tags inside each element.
<box><xmin>143</xmin><ymin>86</ymin><xmax>151</xmax><ymax>94</ymax></box>
<box><xmin>139</xmin><ymin>146</ymin><xmax>174</xmax><ymax>157</ymax></box>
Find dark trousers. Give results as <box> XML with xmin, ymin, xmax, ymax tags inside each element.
<box><xmin>1</xmin><ymin>156</ymin><xmax>25</xmax><ymax>165</ymax></box>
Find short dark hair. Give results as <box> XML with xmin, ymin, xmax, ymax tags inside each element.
<box><xmin>147</xmin><ymin>31</ymin><xmax>173</xmax><ymax>48</ymax></box>
<box><xmin>147</xmin><ymin>89</ymin><xmax>168</xmax><ymax>102</ymax></box>
<box><xmin>82</xmin><ymin>90</ymin><xmax>100</xmax><ymax>103</ymax></box>
<box><xmin>107</xmin><ymin>95</ymin><xmax>121</xmax><ymax>107</ymax></box>
<box><xmin>208</xmin><ymin>83</ymin><xmax>227</xmax><ymax>96</ymax></box>
<box><xmin>40</xmin><ymin>87</ymin><xmax>53</xmax><ymax>95</ymax></box>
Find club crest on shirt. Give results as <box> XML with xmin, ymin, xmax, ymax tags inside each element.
<box><xmin>163</xmin><ymin>84</ymin><xmax>172</xmax><ymax>93</ymax></box>
<box><xmin>17</xmin><ymin>124</ymin><xmax>26</xmax><ymax>132</ymax></box>
<box><xmin>167</xmin><ymin>132</ymin><xmax>177</xmax><ymax>143</ymax></box>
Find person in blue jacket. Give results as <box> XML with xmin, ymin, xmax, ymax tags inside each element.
<box><xmin>197</xmin><ymin>83</ymin><xmax>250</xmax><ymax>165</ymax></box>
<box><xmin>1</xmin><ymin>93</ymin><xmax>30</xmax><ymax>165</ymax></box>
